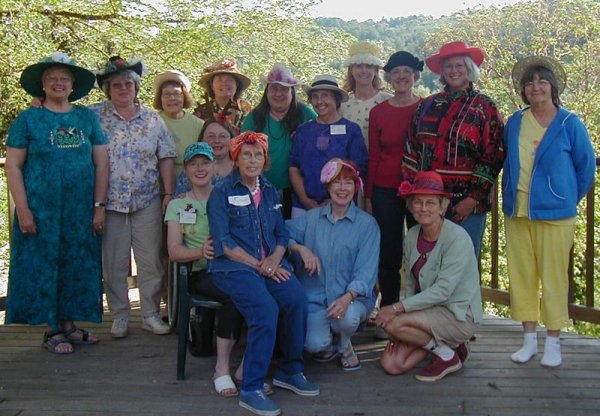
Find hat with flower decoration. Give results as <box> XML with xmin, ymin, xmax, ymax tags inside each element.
<box><xmin>343</xmin><ymin>41</ymin><xmax>385</xmax><ymax>67</ymax></box>
<box><xmin>96</xmin><ymin>55</ymin><xmax>145</xmax><ymax>87</ymax></box>
<box><xmin>259</xmin><ymin>63</ymin><xmax>301</xmax><ymax>88</ymax></box>
<box><xmin>198</xmin><ymin>59</ymin><xmax>251</xmax><ymax>91</ymax></box>
<box><xmin>320</xmin><ymin>158</ymin><xmax>363</xmax><ymax>195</ymax></box>
<box><xmin>20</xmin><ymin>52</ymin><xmax>96</xmax><ymax>102</ymax></box>
<box><xmin>398</xmin><ymin>171</ymin><xmax>452</xmax><ymax>198</ymax></box>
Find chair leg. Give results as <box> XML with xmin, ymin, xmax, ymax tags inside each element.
<box><xmin>176</xmin><ymin>294</ymin><xmax>190</xmax><ymax>380</ymax></box>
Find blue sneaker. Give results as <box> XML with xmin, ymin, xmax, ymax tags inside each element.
<box><xmin>239</xmin><ymin>390</ymin><xmax>281</xmax><ymax>416</ymax></box>
<box><xmin>272</xmin><ymin>372</ymin><xmax>320</xmax><ymax>396</ymax></box>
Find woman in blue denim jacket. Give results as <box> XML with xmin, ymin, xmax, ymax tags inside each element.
<box><xmin>503</xmin><ymin>56</ymin><xmax>596</xmax><ymax>367</ymax></box>
<box><xmin>207</xmin><ymin>131</ymin><xmax>319</xmax><ymax>416</ymax></box>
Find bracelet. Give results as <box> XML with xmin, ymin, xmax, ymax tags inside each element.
<box><xmin>163</xmin><ymin>193</ymin><xmax>173</xmax><ymax>197</ymax></box>
<box><xmin>93</xmin><ymin>202</ymin><xmax>106</xmax><ymax>208</ymax></box>
<box><xmin>347</xmin><ymin>291</ymin><xmax>356</xmax><ymax>301</ymax></box>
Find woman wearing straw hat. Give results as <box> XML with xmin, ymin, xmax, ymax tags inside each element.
<box><xmin>340</xmin><ymin>41</ymin><xmax>392</xmax><ymax>147</ymax></box>
<box><xmin>242</xmin><ymin>63</ymin><xmax>317</xmax><ymax>219</ymax></box>
<box><xmin>375</xmin><ymin>171</ymin><xmax>482</xmax><ymax>382</ymax></box>
<box><xmin>289</xmin><ymin>75</ymin><xmax>368</xmax><ymax>218</ymax></box>
<box><xmin>92</xmin><ymin>56</ymin><xmax>177</xmax><ymax>338</ymax></box>
<box><xmin>503</xmin><ymin>56</ymin><xmax>595</xmax><ymax>367</ymax></box>
<box><xmin>153</xmin><ymin>70</ymin><xmax>204</xmax><ymax>179</ymax></box>
<box><xmin>208</xmin><ymin>131</ymin><xmax>319</xmax><ymax>416</ymax></box>
<box><xmin>194</xmin><ymin>59</ymin><xmax>252</xmax><ymax>134</ymax></box>
<box><xmin>5</xmin><ymin>52</ymin><xmax>108</xmax><ymax>354</ymax></box>
<box><xmin>403</xmin><ymin>41</ymin><xmax>505</xmax><ymax>257</ymax></box>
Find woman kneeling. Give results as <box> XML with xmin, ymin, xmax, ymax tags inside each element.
<box><xmin>375</xmin><ymin>171</ymin><xmax>482</xmax><ymax>382</ymax></box>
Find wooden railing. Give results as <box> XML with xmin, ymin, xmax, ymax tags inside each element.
<box><xmin>1</xmin><ymin>157</ymin><xmax>599</xmax><ymax>325</ymax></box>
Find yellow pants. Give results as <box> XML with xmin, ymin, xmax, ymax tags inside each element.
<box><xmin>504</xmin><ymin>215</ymin><xmax>575</xmax><ymax>330</ymax></box>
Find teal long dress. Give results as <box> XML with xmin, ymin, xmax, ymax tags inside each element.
<box><xmin>5</xmin><ymin>106</ymin><xmax>106</xmax><ymax>331</ymax></box>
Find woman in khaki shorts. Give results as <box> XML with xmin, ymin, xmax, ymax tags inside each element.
<box><xmin>374</xmin><ymin>171</ymin><xmax>482</xmax><ymax>382</ymax></box>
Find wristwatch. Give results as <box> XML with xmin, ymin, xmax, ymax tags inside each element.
<box><xmin>94</xmin><ymin>202</ymin><xmax>106</xmax><ymax>208</ymax></box>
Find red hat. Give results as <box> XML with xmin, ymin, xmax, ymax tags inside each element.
<box><xmin>398</xmin><ymin>171</ymin><xmax>452</xmax><ymax>198</ymax></box>
<box><xmin>425</xmin><ymin>41</ymin><xmax>485</xmax><ymax>74</ymax></box>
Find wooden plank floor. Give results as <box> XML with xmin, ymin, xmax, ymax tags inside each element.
<box><xmin>1</xmin><ymin>308</ymin><xmax>599</xmax><ymax>416</ymax></box>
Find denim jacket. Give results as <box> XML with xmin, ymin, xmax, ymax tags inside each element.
<box><xmin>207</xmin><ymin>169</ymin><xmax>290</xmax><ymax>273</ymax></box>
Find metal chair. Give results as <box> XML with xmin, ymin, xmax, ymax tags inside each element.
<box><xmin>172</xmin><ymin>262</ymin><xmax>222</xmax><ymax>380</ymax></box>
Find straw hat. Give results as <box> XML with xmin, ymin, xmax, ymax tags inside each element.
<box><xmin>20</xmin><ymin>52</ymin><xmax>95</xmax><ymax>102</ymax></box>
<box><xmin>153</xmin><ymin>70</ymin><xmax>192</xmax><ymax>92</ymax></box>
<box><xmin>343</xmin><ymin>41</ymin><xmax>384</xmax><ymax>67</ymax></box>
<box><xmin>425</xmin><ymin>41</ymin><xmax>485</xmax><ymax>74</ymax></box>
<box><xmin>198</xmin><ymin>59</ymin><xmax>251</xmax><ymax>91</ymax></box>
<box><xmin>301</xmin><ymin>75</ymin><xmax>349</xmax><ymax>102</ymax></box>
<box><xmin>511</xmin><ymin>55</ymin><xmax>567</xmax><ymax>94</ymax></box>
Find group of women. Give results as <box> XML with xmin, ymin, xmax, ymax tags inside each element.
<box><xmin>4</xmin><ymin>39</ymin><xmax>596</xmax><ymax>416</ymax></box>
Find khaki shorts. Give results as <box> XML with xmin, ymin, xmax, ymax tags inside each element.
<box><xmin>424</xmin><ymin>306</ymin><xmax>478</xmax><ymax>348</ymax></box>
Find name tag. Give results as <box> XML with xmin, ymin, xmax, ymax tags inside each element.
<box><xmin>228</xmin><ymin>195</ymin><xmax>251</xmax><ymax>206</ymax></box>
<box><xmin>179</xmin><ymin>210</ymin><xmax>196</xmax><ymax>224</ymax></box>
<box><xmin>330</xmin><ymin>124</ymin><xmax>346</xmax><ymax>135</ymax></box>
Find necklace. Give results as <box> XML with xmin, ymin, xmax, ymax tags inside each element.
<box><xmin>266</xmin><ymin>115</ymin><xmax>285</xmax><ymax>141</ymax></box>
<box><xmin>250</xmin><ymin>176</ymin><xmax>261</xmax><ymax>196</ymax></box>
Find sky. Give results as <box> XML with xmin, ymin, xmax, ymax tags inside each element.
<box><xmin>307</xmin><ymin>0</ymin><xmax>526</xmax><ymax>21</ymax></box>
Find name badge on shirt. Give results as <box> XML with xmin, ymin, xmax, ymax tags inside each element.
<box><xmin>228</xmin><ymin>195</ymin><xmax>251</xmax><ymax>206</ymax></box>
<box><xmin>179</xmin><ymin>210</ymin><xmax>196</xmax><ymax>224</ymax></box>
<box><xmin>330</xmin><ymin>124</ymin><xmax>346</xmax><ymax>135</ymax></box>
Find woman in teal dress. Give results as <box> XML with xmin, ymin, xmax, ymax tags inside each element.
<box><xmin>5</xmin><ymin>52</ymin><xmax>109</xmax><ymax>354</ymax></box>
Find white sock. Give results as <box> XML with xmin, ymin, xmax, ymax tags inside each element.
<box><xmin>541</xmin><ymin>335</ymin><xmax>562</xmax><ymax>367</ymax></box>
<box><xmin>423</xmin><ymin>339</ymin><xmax>455</xmax><ymax>361</ymax></box>
<box><xmin>511</xmin><ymin>332</ymin><xmax>538</xmax><ymax>363</ymax></box>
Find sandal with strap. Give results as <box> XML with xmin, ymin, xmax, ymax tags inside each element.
<box><xmin>340</xmin><ymin>344</ymin><xmax>361</xmax><ymax>371</ymax></box>
<box><xmin>64</xmin><ymin>327</ymin><xmax>99</xmax><ymax>345</ymax></box>
<box><xmin>43</xmin><ymin>332</ymin><xmax>74</xmax><ymax>354</ymax></box>
<box><xmin>312</xmin><ymin>347</ymin><xmax>339</xmax><ymax>363</ymax></box>
<box><xmin>214</xmin><ymin>375</ymin><xmax>239</xmax><ymax>398</ymax></box>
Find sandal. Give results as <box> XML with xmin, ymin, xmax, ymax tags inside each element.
<box><xmin>64</xmin><ymin>327</ymin><xmax>99</xmax><ymax>345</ymax></box>
<box><xmin>340</xmin><ymin>344</ymin><xmax>361</xmax><ymax>371</ymax></box>
<box><xmin>213</xmin><ymin>374</ymin><xmax>239</xmax><ymax>398</ymax></box>
<box><xmin>42</xmin><ymin>332</ymin><xmax>74</xmax><ymax>354</ymax></box>
<box><xmin>312</xmin><ymin>347</ymin><xmax>339</xmax><ymax>363</ymax></box>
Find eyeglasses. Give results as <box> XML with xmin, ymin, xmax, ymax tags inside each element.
<box><xmin>239</xmin><ymin>152</ymin><xmax>265</xmax><ymax>161</ymax></box>
<box><xmin>524</xmin><ymin>80</ymin><xmax>551</xmax><ymax>88</ymax></box>
<box><xmin>161</xmin><ymin>92</ymin><xmax>183</xmax><ymax>99</ymax></box>
<box><xmin>204</xmin><ymin>133</ymin><xmax>231</xmax><ymax>141</ymax></box>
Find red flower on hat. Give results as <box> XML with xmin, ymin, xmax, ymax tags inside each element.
<box><xmin>397</xmin><ymin>181</ymin><xmax>415</xmax><ymax>197</ymax></box>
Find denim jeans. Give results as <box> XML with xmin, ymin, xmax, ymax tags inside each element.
<box><xmin>446</xmin><ymin>211</ymin><xmax>487</xmax><ymax>259</ymax></box>
<box><xmin>304</xmin><ymin>301</ymin><xmax>367</xmax><ymax>353</ymax></box>
<box><xmin>211</xmin><ymin>270</ymin><xmax>307</xmax><ymax>392</ymax></box>
<box><xmin>371</xmin><ymin>187</ymin><xmax>406</xmax><ymax>306</ymax></box>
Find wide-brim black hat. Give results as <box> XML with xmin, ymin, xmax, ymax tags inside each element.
<box><xmin>96</xmin><ymin>56</ymin><xmax>144</xmax><ymax>87</ymax></box>
<box><xmin>20</xmin><ymin>52</ymin><xmax>96</xmax><ymax>102</ymax></box>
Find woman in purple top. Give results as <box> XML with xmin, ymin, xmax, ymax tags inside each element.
<box><xmin>289</xmin><ymin>75</ymin><xmax>368</xmax><ymax>218</ymax></box>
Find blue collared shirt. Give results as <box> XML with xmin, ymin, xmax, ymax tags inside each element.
<box><xmin>207</xmin><ymin>170</ymin><xmax>290</xmax><ymax>273</ymax></box>
<box><xmin>286</xmin><ymin>202</ymin><xmax>380</xmax><ymax>311</ymax></box>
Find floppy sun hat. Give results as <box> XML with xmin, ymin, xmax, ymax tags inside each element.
<box><xmin>511</xmin><ymin>55</ymin><xmax>567</xmax><ymax>95</ymax></box>
<box><xmin>259</xmin><ymin>63</ymin><xmax>300</xmax><ymax>88</ymax></box>
<box><xmin>301</xmin><ymin>74</ymin><xmax>350</xmax><ymax>102</ymax></box>
<box><xmin>398</xmin><ymin>171</ymin><xmax>452</xmax><ymax>198</ymax></box>
<box><xmin>96</xmin><ymin>55</ymin><xmax>145</xmax><ymax>87</ymax></box>
<box><xmin>20</xmin><ymin>52</ymin><xmax>96</xmax><ymax>102</ymax></box>
<box><xmin>425</xmin><ymin>41</ymin><xmax>485</xmax><ymax>74</ymax></box>
<box><xmin>343</xmin><ymin>41</ymin><xmax>385</xmax><ymax>67</ymax></box>
<box><xmin>198</xmin><ymin>59</ymin><xmax>251</xmax><ymax>91</ymax></box>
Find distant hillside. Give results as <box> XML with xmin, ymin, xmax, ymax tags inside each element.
<box><xmin>315</xmin><ymin>16</ymin><xmax>450</xmax><ymax>92</ymax></box>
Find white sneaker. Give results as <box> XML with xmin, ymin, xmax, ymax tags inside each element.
<box><xmin>142</xmin><ymin>315</ymin><xmax>171</xmax><ymax>335</ymax></box>
<box><xmin>111</xmin><ymin>317</ymin><xmax>129</xmax><ymax>338</ymax></box>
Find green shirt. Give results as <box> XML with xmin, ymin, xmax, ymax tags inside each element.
<box><xmin>242</xmin><ymin>104</ymin><xmax>316</xmax><ymax>189</ymax></box>
<box><xmin>164</xmin><ymin>196</ymin><xmax>209</xmax><ymax>271</ymax></box>
<box><xmin>159</xmin><ymin>111</ymin><xmax>204</xmax><ymax>176</ymax></box>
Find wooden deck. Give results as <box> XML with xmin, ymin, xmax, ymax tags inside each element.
<box><xmin>1</xmin><ymin>308</ymin><xmax>599</xmax><ymax>416</ymax></box>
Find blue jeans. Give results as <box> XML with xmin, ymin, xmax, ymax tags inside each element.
<box><xmin>371</xmin><ymin>187</ymin><xmax>406</xmax><ymax>306</ymax></box>
<box><xmin>211</xmin><ymin>270</ymin><xmax>307</xmax><ymax>392</ymax></box>
<box><xmin>446</xmin><ymin>211</ymin><xmax>487</xmax><ymax>258</ymax></box>
<box><xmin>304</xmin><ymin>301</ymin><xmax>367</xmax><ymax>353</ymax></box>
